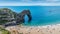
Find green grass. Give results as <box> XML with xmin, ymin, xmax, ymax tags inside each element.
<box><xmin>0</xmin><ymin>27</ymin><xmax>10</xmax><ymax>34</ymax></box>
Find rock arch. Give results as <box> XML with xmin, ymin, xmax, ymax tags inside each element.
<box><xmin>16</xmin><ymin>10</ymin><xmax>32</xmax><ymax>24</ymax></box>
<box><xmin>2</xmin><ymin>9</ymin><xmax>32</xmax><ymax>27</ymax></box>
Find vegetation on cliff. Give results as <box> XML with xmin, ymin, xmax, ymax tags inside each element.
<box><xmin>0</xmin><ymin>27</ymin><xmax>10</xmax><ymax>34</ymax></box>
<box><xmin>0</xmin><ymin>8</ymin><xmax>14</xmax><ymax>25</ymax></box>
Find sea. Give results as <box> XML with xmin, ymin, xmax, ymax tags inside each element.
<box><xmin>0</xmin><ymin>6</ymin><xmax>60</xmax><ymax>26</ymax></box>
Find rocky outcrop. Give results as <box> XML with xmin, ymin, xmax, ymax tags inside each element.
<box><xmin>0</xmin><ymin>8</ymin><xmax>15</xmax><ymax>25</ymax></box>
<box><xmin>0</xmin><ymin>8</ymin><xmax>32</xmax><ymax>27</ymax></box>
<box><xmin>16</xmin><ymin>10</ymin><xmax>32</xmax><ymax>24</ymax></box>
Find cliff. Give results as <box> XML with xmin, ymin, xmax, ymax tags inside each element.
<box><xmin>0</xmin><ymin>8</ymin><xmax>32</xmax><ymax>27</ymax></box>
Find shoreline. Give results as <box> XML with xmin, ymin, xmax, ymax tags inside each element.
<box><xmin>5</xmin><ymin>24</ymin><xmax>60</xmax><ymax>34</ymax></box>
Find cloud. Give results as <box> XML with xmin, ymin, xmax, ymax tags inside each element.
<box><xmin>46</xmin><ymin>0</ymin><xmax>60</xmax><ymax>1</ymax></box>
<box><xmin>0</xmin><ymin>0</ymin><xmax>60</xmax><ymax>3</ymax></box>
<box><xmin>0</xmin><ymin>0</ymin><xmax>60</xmax><ymax>6</ymax></box>
<box><xmin>0</xmin><ymin>2</ymin><xmax>60</xmax><ymax>6</ymax></box>
<box><xmin>0</xmin><ymin>0</ymin><xmax>21</xmax><ymax>2</ymax></box>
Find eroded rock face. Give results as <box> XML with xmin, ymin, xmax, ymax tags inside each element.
<box><xmin>0</xmin><ymin>8</ymin><xmax>14</xmax><ymax>25</ymax></box>
<box><xmin>16</xmin><ymin>10</ymin><xmax>32</xmax><ymax>24</ymax></box>
<box><xmin>0</xmin><ymin>8</ymin><xmax>32</xmax><ymax>27</ymax></box>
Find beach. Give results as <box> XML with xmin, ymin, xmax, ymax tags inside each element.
<box><xmin>5</xmin><ymin>24</ymin><xmax>60</xmax><ymax>34</ymax></box>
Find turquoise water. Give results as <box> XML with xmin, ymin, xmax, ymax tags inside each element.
<box><xmin>0</xmin><ymin>6</ymin><xmax>60</xmax><ymax>26</ymax></box>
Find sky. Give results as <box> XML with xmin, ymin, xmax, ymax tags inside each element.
<box><xmin>0</xmin><ymin>0</ymin><xmax>60</xmax><ymax>6</ymax></box>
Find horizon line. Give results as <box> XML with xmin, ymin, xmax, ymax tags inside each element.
<box><xmin>0</xmin><ymin>2</ymin><xmax>60</xmax><ymax>6</ymax></box>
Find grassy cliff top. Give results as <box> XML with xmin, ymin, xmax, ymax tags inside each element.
<box><xmin>0</xmin><ymin>27</ymin><xmax>10</xmax><ymax>34</ymax></box>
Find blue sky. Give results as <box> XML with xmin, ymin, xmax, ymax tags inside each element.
<box><xmin>0</xmin><ymin>0</ymin><xmax>60</xmax><ymax>6</ymax></box>
<box><xmin>0</xmin><ymin>0</ymin><xmax>60</xmax><ymax>2</ymax></box>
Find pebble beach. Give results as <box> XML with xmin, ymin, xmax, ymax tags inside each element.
<box><xmin>5</xmin><ymin>24</ymin><xmax>60</xmax><ymax>34</ymax></box>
